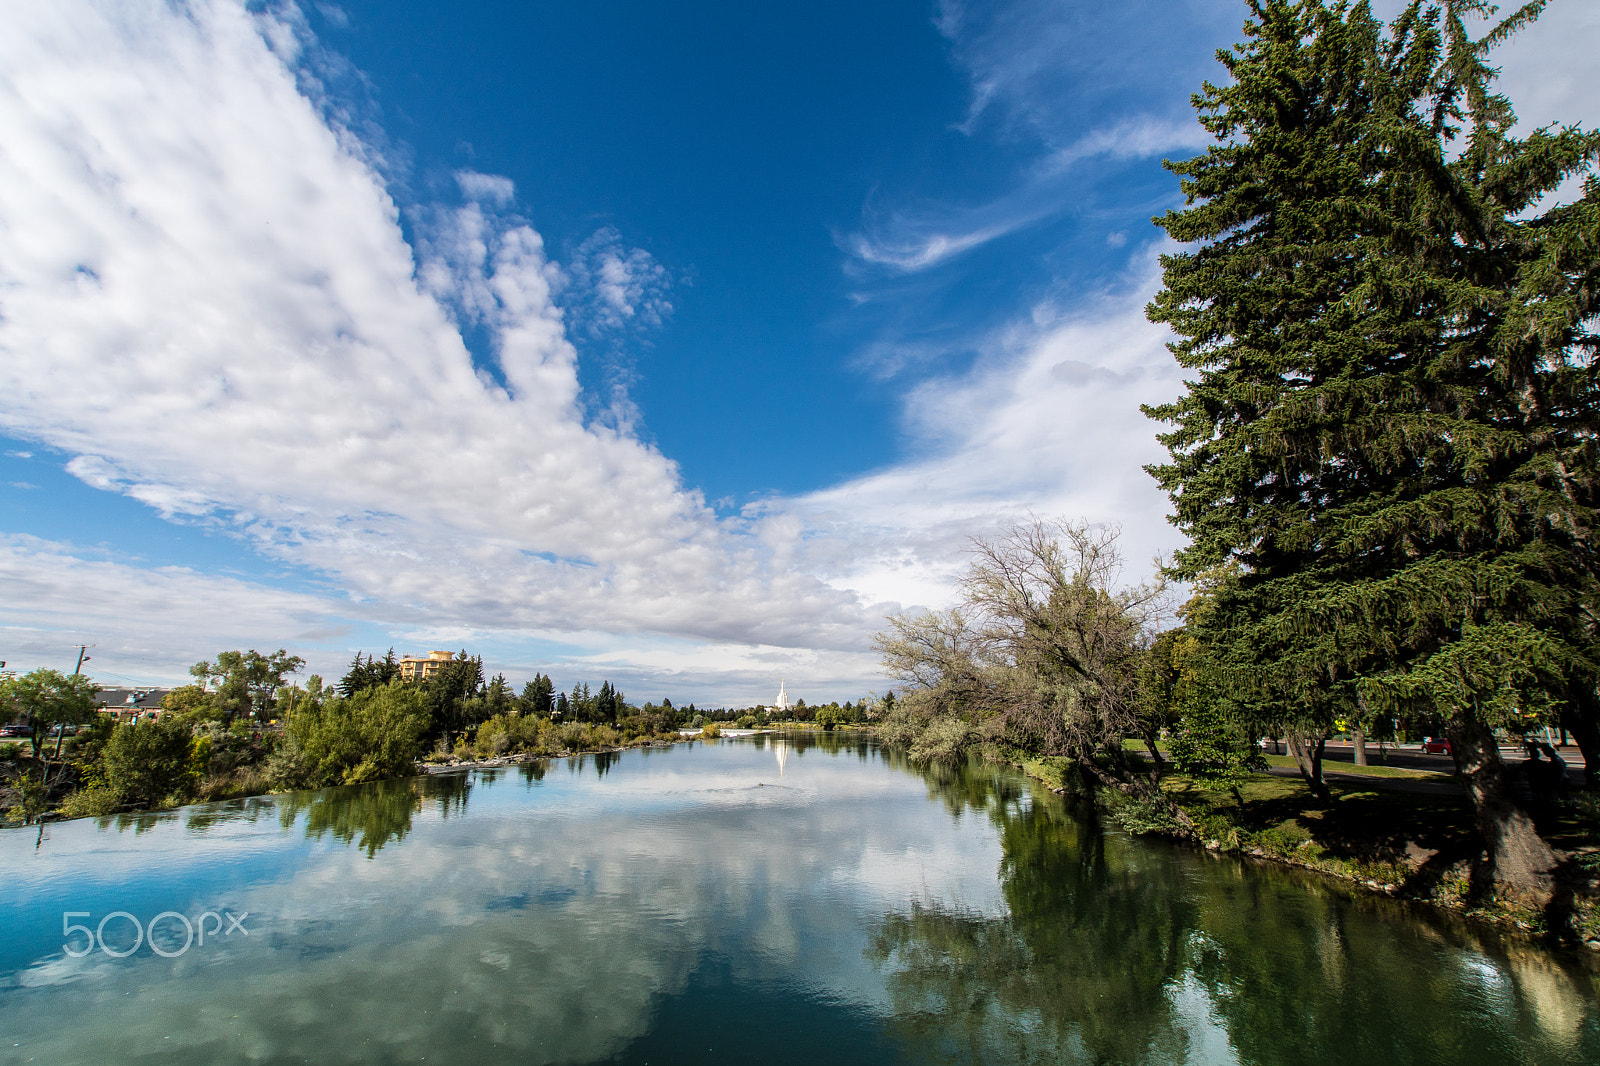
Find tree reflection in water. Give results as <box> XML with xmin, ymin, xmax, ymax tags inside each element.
<box><xmin>871</xmin><ymin>755</ymin><xmax>1600</xmax><ymax>1066</ymax></box>
<box><xmin>274</xmin><ymin>773</ymin><xmax>473</xmax><ymax>858</ymax></box>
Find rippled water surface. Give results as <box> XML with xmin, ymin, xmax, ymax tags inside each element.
<box><xmin>2</xmin><ymin>735</ymin><xmax>1597</xmax><ymax>1064</ymax></box>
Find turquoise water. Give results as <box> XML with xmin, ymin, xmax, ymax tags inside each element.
<box><xmin>1</xmin><ymin>734</ymin><xmax>1596</xmax><ymax>1064</ymax></box>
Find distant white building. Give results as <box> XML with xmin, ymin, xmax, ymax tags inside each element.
<box><xmin>774</xmin><ymin>679</ymin><xmax>792</xmax><ymax>714</ymax></box>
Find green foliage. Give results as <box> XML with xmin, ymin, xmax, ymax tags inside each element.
<box><xmin>875</xmin><ymin>520</ymin><xmax>1165</xmax><ymax>786</ymax></box>
<box><xmin>57</xmin><ymin>784</ymin><xmax>123</xmax><ymax>819</ymax></box>
<box><xmin>338</xmin><ymin>649</ymin><xmax>399</xmax><ymax>697</ymax></box>
<box><xmin>0</xmin><ymin>668</ymin><xmax>100</xmax><ymax>759</ymax></box>
<box><xmin>192</xmin><ymin>649</ymin><xmax>304</xmax><ymax>725</ymax></box>
<box><xmin>282</xmin><ymin>681</ymin><xmax>430</xmax><ymax>788</ymax></box>
<box><xmin>1146</xmin><ymin>0</ymin><xmax>1600</xmax><ymax>713</ymax></box>
<box><xmin>101</xmin><ymin>717</ymin><xmax>198</xmax><ymax>807</ymax></box>
<box><xmin>161</xmin><ymin>683</ymin><xmax>217</xmax><ymax>720</ymax></box>
<box><xmin>419</xmin><ymin>651</ymin><xmax>486</xmax><ymax>737</ymax></box>
<box><xmin>5</xmin><ymin>768</ymin><xmax>51</xmax><ymax>825</ymax></box>
<box><xmin>906</xmin><ymin>716</ymin><xmax>978</xmax><ymax>766</ymax></box>
<box><xmin>1143</xmin><ymin>1</ymin><xmax>1599</xmax><ymax>882</ymax></box>
<box><xmin>1167</xmin><ymin>701</ymin><xmax>1266</xmax><ymax>800</ymax></box>
<box><xmin>1107</xmin><ymin>792</ymin><xmax>1185</xmax><ymax>837</ymax></box>
<box><xmin>518</xmin><ymin>673</ymin><xmax>555</xmax><ymax>716</ymax></box>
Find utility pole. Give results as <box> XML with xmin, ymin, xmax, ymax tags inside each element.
<box><xmin>55</xmin><ymin>644</ymin><xmax>94</xmax><ymax>760</ymax></box>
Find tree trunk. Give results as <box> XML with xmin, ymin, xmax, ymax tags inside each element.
<box><xmin>1447</xmin><ymin>713</ymin><xmax>1557</xmax><ymax>899</ymax></box>
<box><xmin>1286</xmin><ymin>729</ymin><xmax>1331</xmax><ymax>801</ymax></box>
<box><xmin>1559</xmin><ymin>688</ymin><xmax>1600</xmax><ymax>792</ymax></box>
<box><xmin>1351</xmin><ymin>724</ymin><xmax>1368</xmax><ymax>766</ymax></box>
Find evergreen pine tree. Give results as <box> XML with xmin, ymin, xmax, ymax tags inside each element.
<box><xmin>1146</xmin><ymin>0</ymin><xmax>1598</xmax><ymax>892</ymax></box>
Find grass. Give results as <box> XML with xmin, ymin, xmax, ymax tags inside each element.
<box><xmin>1159</xmin><ymin>772</ymin><xmax>1477</xmax><ymax>889</ymax></box>
<box><xmin>1259</xmin><ymin>753</ymin><xmax>1449</xmax><ymax>779</ymax></box>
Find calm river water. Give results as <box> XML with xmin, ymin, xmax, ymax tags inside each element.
<box><xmin>2</xmin><ymin>734</ymin><xmax>1596</xmax><ymax>1064</ymax></box>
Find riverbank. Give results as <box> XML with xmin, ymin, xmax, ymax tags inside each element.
<box><xmin>417</xmin><ymin>732</ymin><xmax>705</xmax><ymax>773</ymax></box>
<box><xmin>995</xmin><ymin>745</ymin><xmax>1600</xmax><ymax>949</ymax></box>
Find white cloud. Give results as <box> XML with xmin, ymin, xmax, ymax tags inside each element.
<box><xmin>935</xmin><ymin>0</ymin><xmax>1233</xmax><ymax>145</ymax></box>
<box><xmin>0</xmin><ymin>1</ymin><xmax>1188</xmax><ymax>697</ymax></box>
<box><xmin>453</xmin><ymin>169</ymin><xmax>515</xmax><ymax>207</ymax></box>
<box><xmin>848</xmin><ymin>215</ymin><xmax>1034</xmax><ymax>272</ymax></box>
<box><xmin>565</xmin><ymin>226</ymin><xmax>673</xmax><ymax>336</ymax></box>
<box><xmin>0</xmin><ymin>533</ymin><xmax>359</xmax><ymax>680</ymax></box>
<box><xmin>0</xmin><ymin>0</ymin><xmax>863</xmax><ymax>687</ymax></box>
<box><xmin>843</xmin><ymin>113</ymin><xmax>1208</xmax><ymax>273</ymax></box>
<box><xmin>783</xmin><ymin>247</ymin><xmax>1185</xmax><ymax>615</ymax></box>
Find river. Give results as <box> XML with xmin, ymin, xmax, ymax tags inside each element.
<box><xmin>1</xmin><ymin>733</ymin><xmax>1595</xmax><ymax>1064</ymax></box>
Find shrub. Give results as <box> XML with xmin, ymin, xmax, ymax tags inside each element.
<box><xmin>58</xmin><ymin>784</ymin><xmax>123</xmax><ymax>818</ymax></box>
<box><xmin>557</xmin><ymin>722</ymin><xmax>588</xmax><ymax>750</ymax></box>
<box><xmin>907</xmin><ymin>717</ymin><xmax>976</xmax><ymax>766</ymax></box>
<box><xmin>700</xmin><ymin>722</ymin><xmax>721</xmax><ymax>738</ymax></box>
<box><xmin>1167</xmin><ymin>702</ymin><xmax>1266</xmax><ymax>802</ymax></box>
<box><xmin>1107</xmin><ymin>792</ymin><xmax>1185</xmax><ymax>836</ymax></box>
<box><xmin>285</xmin><ymin>682</ymin><xmax>429</xmax><ymax>787</ymax></box>
<box><xmin>5</xmin><ymin>768</ymin><xmax>51</xmax><ymax>825</ymax></box>
<box><xmin>101</xmin><ymin>717</ymin><xmax>197</xmax><ymax>807</ymax></box>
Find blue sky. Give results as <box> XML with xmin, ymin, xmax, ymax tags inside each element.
<box><xmin>1</xmin><ymin>0</ymin><xmax>1595</xmax><ymax>703</ymax></box>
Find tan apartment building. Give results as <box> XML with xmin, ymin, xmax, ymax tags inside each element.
<box><xmin>399</xmin><ymin>650</ymin><xmax>455</xmax><ymax>683</ymax></box>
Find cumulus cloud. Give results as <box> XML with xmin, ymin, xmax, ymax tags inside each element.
<box><xmin>0</xmin><ymin>0</ymin><xmax>863</xmax><ymax>682</ymax></box>
<box><xmin>564</xmin><ymin>226</ymin><xmax>674</xmax><ymax>337</ymax></box>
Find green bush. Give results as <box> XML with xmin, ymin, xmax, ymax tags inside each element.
<box><xmin>101</xmin><ymin>717</ymin><xmax>198</xmax><ymax>807</ymax></box>
<box><xmin>1167</xmin><ymin>702</ymin><xmax>1265</xmax><ymax>801</ymax></box>
<box><xmin>907</xmin><ymin>717</ymin><xmax>976</xmax><ymax>766</ymax></box>
<box><xmin>57</xmin><ymin>784</ymin><xmax>123</xmax><ymax>818</ymax></box>
<box><xmin>283</xmin><ymin>682</ymin><xmax>429</xmax><ymax>787</ymax></box>
<box><xmin>1107</xmin><ymin>792</ymin><xmax>1184</xmax><ymax>836</ymax></box>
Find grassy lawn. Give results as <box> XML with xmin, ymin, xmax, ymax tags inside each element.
<box><xmin>1259</xmin><ymin>753</ymin><xmax>1447</xmax><ymax>779</ymax></box>
<box><xmin>1121</xmin><ymin>738</ymin><xmax>1450</xmax><ymax>779</ymax></box>
<box><xmin>1156</xmin><ymin>771</ymin><xmax>1480</xmax><ymax>890</ymax></box>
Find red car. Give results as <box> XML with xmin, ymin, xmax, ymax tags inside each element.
<box><xmin>1420</xmin><ymin>737</ymin><xmax>1452</xmax><ymax>755</ymax></box>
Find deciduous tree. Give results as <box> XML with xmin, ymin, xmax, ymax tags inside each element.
<box><xmin>0</xmin><ymin>668</ymin><xmax>100</xmax><ymax>760</ymax></box>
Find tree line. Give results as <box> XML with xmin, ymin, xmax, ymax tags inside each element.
<box><xmin>876</xmin><ymin>0</ymin><xmax>1599</xmax><ymax>900</ymax></box>
<box><xmin>0</xmin><ymin>646</ymin><xmax>734</xmax><ymax>824</ymax></box>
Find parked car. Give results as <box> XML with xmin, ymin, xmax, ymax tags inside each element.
<box><xmin>0</xmin><ymin>723</ymin><xmax>30</xmax><ymax>738</ymax></box>
<box><xmin>1420</xmin><ymin>736</ymin><xmax>1452</xmax><ymax>755</ymax></box>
